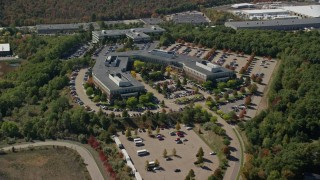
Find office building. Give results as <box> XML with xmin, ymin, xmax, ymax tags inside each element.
<box><xmin>92</xmin><ymin>26</ymin><xmax>165</xmax><ymax>43</ymax></box>
<box><xmin>93</xmin><ymin>49</ymin><xmax>234</xmax><ymax>101</ymax></box>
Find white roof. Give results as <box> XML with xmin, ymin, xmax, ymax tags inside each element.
<box><xmin>231</xmin><ymin>3</ymin><xmax>254</xmax><ymax>8</ymax></box>
<box><xmin>282</xmin><ymin>5</ymin><xmax>320</xmax><ymax>18</ymax></box>
<box><xmin>0</xmin><ymin>43</ymin><xmax>10</xmax><ymax>52</ymax></box>
<box><xmin>241</xmin><ymin>9</ymin><xmax>288</xmax><ymax>14</ymax></box>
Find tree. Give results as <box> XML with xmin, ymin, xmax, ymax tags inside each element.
<box><xmin>233</xmin><ymin>90</ymin><xmax>238</xmax><ymax>97</ymax></box>
<box><xmin>196</xmin><ymin>147</ymin><xmax>204</xmax><ymax>157</ymax></box>
<box><xmin>175</xmin><ymin>122</ymin><xmax>181</xmax><ymax>131</ymax></box>
<box><xmin>172</xmin><ymin>148</ymin><xmax>177</xmax><ymax>156</ymax></box>
<box><xmin>122</xmin><ymin>110</ymin><xmax>129</xmax><ymax>118</ymax></box>
<box><xmin>163</xmin><ymin>149</ymin><xmax>167</xmax><ymax>158</ymax></box>
<box><xmin>223</xmin><ymin>93</ymin><xmax>229</xmax><ymax>99</ymax></box>
<box><xmin>145</xmin><ymin>160</ymin><xmax>149</xmax><ymax>170</ymax></box>
<box><xmin>125</xmin><ymin>129</ymin><xmax>131</xmax><ymax>138</ymax></box>
<box><xmin>86</xmin><ymin>87</ymin><xmax>94</xmax><ymax>96</ymax></box>
<box><xmin>188</xmin><ymin>169</ymin><xmax>195</xmax><ymax>179</ymax></box>
<box><xmin>110</xmin><ymin>112</ymin><xmax>115</xmax><ymax>119</ymax></box>
<box><xmin>156</xmin><ymin>127</ymin><xmax>160</xmax><ymax>134</ymax></box>
<box><xmin>155</xmin><ymin>159</ymin><xmax>160</xmax><ymax>166</ymax></box>
<box><xmin>131</xmin><ymin>71</ymin><xmax>137</xmax><ymax>78</ymax></box>
<box><xmin>183</xmin><ymin>77</ymin><xmax>187</xmax><ymax>85</ymax></box>
<box><xmin>126</xmin><ymin>97</ymin><xmax>138</xmax><ymax>108</ymax></box>
<box><xmin>210</xmin><ymin>116</ymin><xmax>218</xmax><ymax>123</ymax></box>
<box><xmin>133</xmin><ymin>60</ymin><xmax>145</xmax><ymax>72</ymax></box>
<box><xmin>245</xmin><ymin>96</ymin><xmax>252</xmax><ymax>106</ymax></box>
<box><xmin>240</xmin><ymin>87</ymin><xmax>246</xmax><ymax>93</ymax></box>
<box><xmin>134</xmin><ymin>129</ymin><xmax>138</xmax><ymax>136</ymax></box>
<box><xmin>256</xmin><ymin>77</ymin><xmax>263</xmax><ymax>84</ymax></box>
<box><xmin>1</xmin><ymin>121</ymin><xmax>19</xmax><ymax>137</ymax></box>
<box><xmin>203</xmin><ymin>80</ymin><xmax>214</xmax><ymax>90</ymax></box>
<box><xmin>249</xmin><ymin>83</ymin><xmax>258</xmax><ymax>93</ymax></box>
<box><xmin>222</xmin><ymin>146</ymin><xmax>230</xmax><ymax>157</ymax></box>
<box><xmin>147</xmin><ymin>126</ymin><xmax>152</xmax><ymax>135</ymax></box>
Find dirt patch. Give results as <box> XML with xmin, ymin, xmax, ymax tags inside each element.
<box><xmin>0</xmin><ymin>61</ymin><xmax>18</xmax><ymax>77</ymax></box>
<box><xmin>24</xmin><ymin>156</ymin><xmax>49</xmax><ymax>167</ymax></box>
<box><xmin>0</xmin><ymin>146</ymin><xmax>90</xmax><ymax>180</ymax></box>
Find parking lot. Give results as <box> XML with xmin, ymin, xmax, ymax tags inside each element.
<box><xmin>209</xmin><ymin>50</ymin><xmax>277</xmax><ymax>118</ymax></box>
<box><xmin>163</xmin><ymin>43</ymin><xmax>210</xmax><ymax>59</ymax></box>
<box><xmin>118</xmin><ymin>126</ymin><xmax>219</xmax><ymax>180</ymax></box>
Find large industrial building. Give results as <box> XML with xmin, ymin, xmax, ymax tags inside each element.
<box><xmin>225</xmin><ymin>18</ymin><xmax>320</xmax><ymax>30</ymax></box>
<box><xmin>281</xmin><ymin>5</ymin><xmax>320</xmax><ymax>18</ymax></box>
<box><xmin>36</xmin><ymin>24</ymin><xmax>86</xmax><ymax>34</ymax></box>
<box><xmin>0</xmin><ymin>43</ymin><xmax>11</xmax><ymax>57</ymax></box>
<box><xmin>92</xmin><ymin>26</ymin><xmax>165</xmax><ymax>43</ymax></box>
<box><xmin>93</xmin><ymin>49</ymin><xmax>234</xmax><ymax>102</ymax></box>
<box><xmin>237</xmin><ymin>9</ymin><xmax>291</xmax><ymax>20</ymax></box>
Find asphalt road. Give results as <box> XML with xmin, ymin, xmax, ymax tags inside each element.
<box><xmin>1</xmin><ymin>141</ymin><xmax>104</xmax><ymax>180</ymax></box>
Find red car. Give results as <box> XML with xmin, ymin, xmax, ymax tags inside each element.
<box><xmin>175</xmin><ymin>138</ymin><xmax>180</xmax><ymax>141</ymax></box>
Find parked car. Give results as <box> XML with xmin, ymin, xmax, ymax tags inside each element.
<box><xmin>174</xmin><ymin>169</ymin><xmax>181</xmax><ymax>172</ymax></box>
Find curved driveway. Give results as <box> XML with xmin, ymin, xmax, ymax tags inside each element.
<box><xmin>1</xmin><ymin>141</ymin><xmax>104</xmax><ymax>180</ymax></box>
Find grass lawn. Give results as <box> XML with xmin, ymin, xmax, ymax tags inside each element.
<box><xmin>0</xmin><ymin>146</ymin><xmax>90</xmax><ymax>180</ymax></box>
<box><xmin>194</xmin><ymin>124</ymin><xmax>225</xmax><ymax>161</ymax></box>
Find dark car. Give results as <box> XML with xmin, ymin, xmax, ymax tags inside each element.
<box><xmin>174</xmin><ymin>169</ymin><xmax>181</xmax><ymax>172</ymax></box>
<box><xmin>118</xmin><ymin>144</ymin><xmax>124</xmax><ymax>149</ymax></box>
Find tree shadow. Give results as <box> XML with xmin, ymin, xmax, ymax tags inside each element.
<box><xmin>201</xmin><ymin>166</ymin><xmax>212</xmax><ymax>171</ymax></box>
<box><xmin>229</xmin><ymin>146</ymin><xmax>237</xmax><ymax>152</ymax></box>
<box><xmin>228</xmin><ymin>155</ymin><xmax>239</xmax><ymax>162</ymax></box>
<box><xmin>203</xmin><ymin>158</ymin><xmax>213</xmax><ymax>163</ymax></box>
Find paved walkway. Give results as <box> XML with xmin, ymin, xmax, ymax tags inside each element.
<box><xmin>1</xmin><ymin>141</ymin><xmax>104</xmax><ymax>180</ymax></box>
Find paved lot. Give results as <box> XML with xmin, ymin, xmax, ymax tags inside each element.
<box><xmin>118</xmin><ymin>126</ymin><xmax>219</xmax><ymax>180</ymax></box>
<box><xmin>210</xmin><ymin>51</ymin><xmax>277</xmax><ymax>118</ymax></box>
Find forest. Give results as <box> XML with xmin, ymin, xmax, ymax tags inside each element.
<box><xmin>161</xmin><ymin>24</ymin><xmax>320</xmax><ymax>179</ymax></box>
<box><xmin>1</xmin><ymin>23</ymin><xmax>320</xmax><ymax>179</ymax></box>
<box><xmin>0</xmin><ymin>0</ymin><xmax>248</xmax><ymax>26</ymax></box>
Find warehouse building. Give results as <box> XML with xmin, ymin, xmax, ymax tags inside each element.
<box><xmin>281</xmin><ymin>5</ymin><xmax>320</xmax><ymax>18</ymax></box>
<box><xmin>0</xmin><ymin>43</ymin><xmax>11</xmax><ymax>57</ymax></box>
<box><xmin>140</xmin><ymin>18</ymin><xmax>164</xmax><ymax>25</ymax></box>
<box><xmin>92</xmin><ymin>26</ymin><xmax>165</xmax><ymax>43</ymax></box>
<box><xmin>93</xmin><ymin>48</ymin><xmax>234</xmax><ymax>101</ymax></box>
<box><xmin>238</xmin><ymin>9</ymin><xmax>291</xmax><ymax>20</ymax></box>
<box><xmin>36</xmin><ymin>23</ymin><xmax>86</xmax><ymax>34</ymax></box>
<box><xmin>225</xmin><ymin>18</ymin><xmax>320</xmax><ymax>30</ymax></box>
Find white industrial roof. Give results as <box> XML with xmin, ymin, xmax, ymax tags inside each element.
<box><xmin>241</xmin><ymin>9</ymin><xmax>288</xmax><ymax>14</ymax></box>
<box><xmin>0</xmin><ymin>43</ymin><xmax>10</xmax><ymax>52</ymax></box>
<box><xmin>231</xmin><ymin>3</ymin><xmax>255</xmax><ymax>8</ymax></box>
<box><xmin>282</xmin><ymin>5</ymin><xmax>320</xmax><ymax>18</ymax></box>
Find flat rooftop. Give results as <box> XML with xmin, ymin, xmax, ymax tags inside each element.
<box><xmin>93</xmin><ymin>56</ymin><xmax>144</xmax><ymax>91</ymax></box>
<box><xmin>140</xmin><ymin>18</ymin><xmax>164</xmax><ymax>25</ymax></box>
<box><xmin>225</xmin><ymin>18</ymin><xmax>320</xmax><ymax>29</ymax></box>
<box><xmin>241</xmin><ymin>9</ymin><xmax>289</xmax><ymax>14</ymax></box>
<box><xmin>94</xmin><ymin>26</ymin><xmax>165</xmax><ymax>37</ymax></box>
<box><xmin>282</xmin><ymin>5</ymin><xmax>320</xmax><ymax>18</ymax></box>
<box><xmin>106</xmin><ymin>50</ymin><xmax>232</xmax><ymax>76</ymax></box>
<box><xmin>0</xmin><ymin>43</ymin><xmax>10</xmax><ymax>52</ymax></box>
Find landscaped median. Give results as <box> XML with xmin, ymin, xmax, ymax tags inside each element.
<box><xmin>174</xmin><ymin>94</ymin><xmax>204</xmax><ymax>105</ymax></box>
